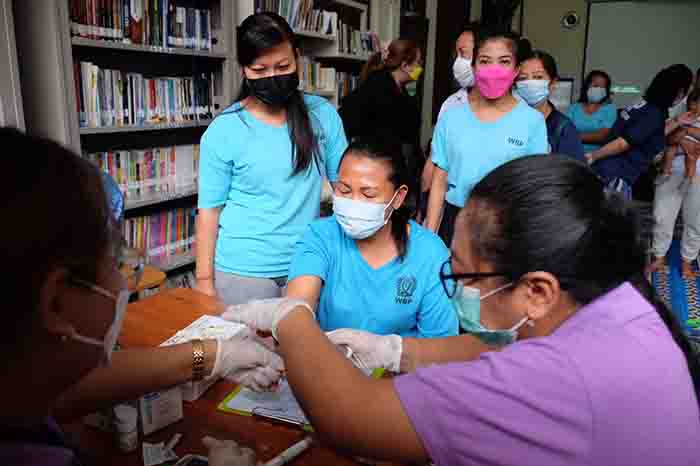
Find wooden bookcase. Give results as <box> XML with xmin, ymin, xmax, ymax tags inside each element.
<box><xmin>13</xmin><ymin>0</ymin><xmax>235</xmax><ymax>273</ymax></box>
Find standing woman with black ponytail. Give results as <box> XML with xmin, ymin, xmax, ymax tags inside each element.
<box><xmin>196</xmin><ymin>13</ymin><xmax>348</xmax><ymax>305</ymax></box>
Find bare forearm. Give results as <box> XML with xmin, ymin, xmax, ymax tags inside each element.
<box><xmin>196</xmin><ymin>209</ymin><xmax>221</xmax><ymax>279</ymax></box>
<box><xmin>580</xmin><ymin>128</ymin><xmax>611</xmax><ymax>144</ymax></box>
<box><xmin>400</xmin><ymin>335</ymin><xmax>494</xmax><ymax>373</ymax></box>
<box><xmin>53</xmin><ymin>341</ymin><xmax>216</xmax><ymax>422</ymax></box>
<box><xmin>424</xmin><ymin>168</ymin><xmax>448</xmax><ymax>232</ymax></box>
<box><xmin>590</xmin><ymin>137</ymin><xmax>630</xmax><ymax>162</ymax></box>
<box><xmin>278</xmin><ymin>310</ymin><xmax>427</xmax><ymax>463</ymax></box>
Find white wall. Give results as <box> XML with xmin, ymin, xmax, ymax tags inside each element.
<box><xmin>586</xmin><ymin>1</ymin><xmax>700</xmax><ymax>108</ymax></box>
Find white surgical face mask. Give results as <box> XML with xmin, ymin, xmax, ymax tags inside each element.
<box><xmin>587</xmin><ymin>86</ymin><xmax>607</xmax><ymax>103</ymax></box>
<box><xmin>71</xmin><ymin>278</ymin><xmax>129</xmax><ymax>366</ymax></box>
<box><xmin>453</xmin><ymin>56</ymin><xmax>475</xmax><ymax>89</ymax></box>
<box><xmin>515</xmin><ymin>79</ymin><xmax>551</xmax><ymax>107</ymax></box>
<box><xmin>333</xmin><ymin>191</ymin><xmax>399</xmax><ymax>240</ymax></box>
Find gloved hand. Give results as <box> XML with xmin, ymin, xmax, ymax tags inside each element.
<box><xmin>220</xmin><ymin>298</ymin><xmax>315</xmax><ymax>339</ymax></box>
<box><xmin>326</xmin><ymin>329</ymin><xmax>403</xmax><ymax>373</ymax></box>
<box><xmin>210</xmin><ymin>334</ymin><xmax>285</xmax><ymax>392</ymax></box>
<box><xmin>203</xmin><ymin>436</ymin><xmax>257</xmax><ymax>466</ymax></box>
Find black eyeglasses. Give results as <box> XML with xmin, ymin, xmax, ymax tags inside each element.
<box><xmin>439</xmin><ymin>259</ymin><xmax>508</xmax><ymax>298</ymax></box>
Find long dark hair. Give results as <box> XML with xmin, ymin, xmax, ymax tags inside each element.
<box><xmin>361</xmin><ymin>39</ymin><xmax>420</xmax><ymax>83</ymax></box>
<box><xmin>579</xmin><ymin>70</ymin><xmax>612</xmax><ymax>104</ymax></box>
<box><xmin>340</xmin><ymin>137</ymin><xmax>411</xmax><ymax>259</ymax></box>
<box><xmin>466</xmin><ymin>155</ymin><xmax>700</xmax><ymax>402</ymax></box>
<box><xmin>234</xmin><ymin>13</ymin><xmax>319</xmax><ymax>176</ymax></box>
<box><xmin>2</xmin><ymin>128</ymin><xmax>117</xmax><ymax>351</ymax></box>
<box><xmin>645</xmin><ymin>64</ymin><xmax>693</xmax><ymax>110</ymax></box>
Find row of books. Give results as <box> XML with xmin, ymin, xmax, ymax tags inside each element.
<box><xmin>165</xmin><ymin>270</ymin><xmax>196</xmax><ymax>289</ymax></box>
<box><xmin>123</xmin><ymin>207</ymin><xmax>196</xmax><ymax>260</ymax></box>
<box><xmin>298</xmin><ymin>56</ymin><xmax>336</xmax><ymax>93</ymax></box>
<box><xmin>69</xmin><ymin>0</ymin><xmax>214</xmax><ymax>51</ymax></box>
<box><xmin>338</xmin><ymin>24</ymin><xmax>379</xmax><ymax>56</ymax></box>
<box><xmin>74</xmin><ymin>61</ymin><xmax>215</xmax><ymax>128</ymax></box>
<box><xmin>85</xmin><ymin>145</ymin><xmax>199</xmax><ymax>201</ymax></box>
<box><xmin>337</xmin><ymin>71</ymin><xmax>360</xmax><ymax>98</ymax></box>
<box><xmin>254</xmin><ymin>0</ymin><xmax>338</xmax><ymax>36</ymax></box>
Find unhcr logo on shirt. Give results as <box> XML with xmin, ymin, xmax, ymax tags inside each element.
<box><xmin>396</xmin><ymin>276</ymin><xmax>417</xmax><ymax>304</ymax></box>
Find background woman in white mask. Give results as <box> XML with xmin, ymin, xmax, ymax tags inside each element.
<box><xmin>0</xmin><ymin>129</ymin><xmax>281</xmax><ymax>466</ymax></box>
<box><xmin>437</xmin><ymin>21</ymin><xmax>482</xmax><ymax>120</ymax></box>
<box><xmin>281</xmin><ymin>136</ymin><xmax>458</xmax><ymax>338</ymax></box>
<box><xmin>566</xmin><ymin>70</ymin><xmax>618</xmax><ymax>154</ymax></box>
<box><xmin>224</xmin><ymin>155</ymin><xmax>700</xmax><ymax>466</ymax></box>
<box><xmin>517</xmin><ymin>50</ymin><xmax>584</xmax><ymax>161</ymax></box>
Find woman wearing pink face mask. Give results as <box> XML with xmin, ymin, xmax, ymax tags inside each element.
<box><xmin>424</xmin><ymin>30</ymin><xmax>548</xmax><ymax>246</ymax></box>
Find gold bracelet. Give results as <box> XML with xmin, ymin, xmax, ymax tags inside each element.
<box><xmin>191</xmin><ymin>339</ymin><xmax>206</xmax><ymax>381</ymax></box>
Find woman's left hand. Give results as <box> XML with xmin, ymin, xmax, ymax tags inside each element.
<box><xmin>584</xmin><ymin>153</ymin><xmax>595</xmax><ymax>165</ymax></box>
<box><xmin>221</xmin><ymin>298</ymin><xmax>314</xmax><ymax>336</ymax></box>
<box><xmin>210</xmin><ymin>335</ymin><xmax>285</xmax><ymax>391</ymax></box>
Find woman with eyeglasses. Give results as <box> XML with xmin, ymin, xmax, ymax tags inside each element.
<box><xmin>224</xmin><ymin>155</ymin><xmax>700</xmax><ymax>466</ymax></box>
<box><xmin>0</xmin><ymin>128</ymin><xmax>283</xmax><ymax>466</ymax></box>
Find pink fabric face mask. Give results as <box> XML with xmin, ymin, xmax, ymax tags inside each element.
<box><xmin>475</xmin><ymin>64</ymin><xmax>518</xmax><ymax>99</ymax></box>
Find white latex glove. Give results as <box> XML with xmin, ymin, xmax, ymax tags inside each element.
<box><xmin>220</xmin><ymin>298</ymin><xmax>315</xmax><ymax>339</ymax></box>
<box><xmin>210</xmin><ymin>334</ymin><xmax>284</xmax><ymax>392</ymax></box>
<box><xmin>203</xmin><ymin>436</ymin><xmax>257</xmax><ymax>466</ymax></box>
<box><xmin>326</xmin><ymin>329</ymin><xmax>402</xmax><ymax>373</ymax></box>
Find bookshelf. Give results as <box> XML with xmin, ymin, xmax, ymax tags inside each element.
<box><xmin>0</xmin><ymin>0</ymin><xmax>24</xmax><ymax>130</ymax></box>
<box><xmin>14</xmin><ymin>1</ymin><xmax>235</xmax><ymax>275</ymax></box>
<box><xmin>235</xmin><ymin>0</ymin><xmax>379</xmax><ymax>108</ymax></box>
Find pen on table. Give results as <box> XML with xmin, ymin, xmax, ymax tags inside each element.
<box><xmin>262</xmin><ymin>436</ymin><xmax>313</xmax><ymax>466</ymax></box>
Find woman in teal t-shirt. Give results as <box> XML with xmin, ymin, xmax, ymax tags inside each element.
<box><xmin>286</xmin><ymin>137</ymin><xmax>458</xmax><ymax>338</ymax></box>
<box><xmin>567</xmin><ymin>70</ymin><xmax>617</xmax><ymax>153</ymax></box>
<box><xmin>196</xmin><ymin>13</ymin><xmax>348</xmax><ymax>305</ymax></box>
<box><xmin>424</xmin><ymin>30</ymin><xmax>548</xmax><ymax>247</ymax></box>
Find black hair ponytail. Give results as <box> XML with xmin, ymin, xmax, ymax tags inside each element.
<box><xmin>231</xmin><ymin>13</ymin><xmax>320</xmax><ymax>176</ymax></box>
<box><xmin>469</xmin><ymin>155</ymin><xmax>700</xmax><ymax>403</ymax></box>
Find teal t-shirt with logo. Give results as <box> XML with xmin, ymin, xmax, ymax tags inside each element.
<box><xmin>288</xmin><ymin>217</ymin><xmax>458</xmax><ymax>338</ymax></box>
<box><xmin>432</xmin><ymin>100</ymin><xmax>548</xmax><ymax>207</ymax></box>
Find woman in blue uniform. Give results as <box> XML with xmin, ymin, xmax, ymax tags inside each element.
<box><xmin>587</xmin><ymin>64</ymin><xmax>694</xmax><ymax>199</ymax></box>
<box><xmin>516</xmin><ymin>50</ymin><xmax>584</xmax><ymax>161</ymax></box>
<box><xmin>284</xmin><ymin>137</ymin><xmax>458</xmax><ymax>338</ymax></box>
<box><xmin>195</xmin><ymin>13</ymin><xmax>348</xmax><ymax>305</ymax></box>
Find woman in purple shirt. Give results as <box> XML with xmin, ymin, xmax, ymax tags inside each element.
<box><xmin>226</xmin><ymin>155</ymin><xmax>700</xmax><ymax>466</ymax></box>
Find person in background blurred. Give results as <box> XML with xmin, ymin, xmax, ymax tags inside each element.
<box><xmin>424</xmin><ymin>30</ymin><xmax>547</xmax><ymax>246</ymax></box>
<box><xmin>567</xmin><ymin>70</ymin><xmax>618</xmax><ymax>154</ymax></box>
<box><xmin>339</xmin><ymin>39</ymin><xmax>425</xmax><ymax>213</ymax></box>
<box><xmin>587</xmin><ymin>64</ymin><xmax>694</xmax><ymax>200</ymax></box>
<box><xmin>438</xmin><ymin>21</ymin><xmax>482</xmax><ymax>120</ymax></box>
<box><xmin>517</xmin><ymin>50</ymin><xmax>584</xmax><ymax>161</ymax></box>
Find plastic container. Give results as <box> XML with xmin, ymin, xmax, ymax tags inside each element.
<box><xmin>113</xmin><ymin>404</ymin><xmax>139</xmax><ymax>452</ymax></box>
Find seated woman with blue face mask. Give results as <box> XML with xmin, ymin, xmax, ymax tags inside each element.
<box><xmin>284</xmin><ymin>137</ymin><xmax>458</xmax><ymax>338</ymax></box>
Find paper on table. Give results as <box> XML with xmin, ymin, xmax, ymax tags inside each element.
<box><xmin>223</xmin><ymin>379</ymin><xmax>309</xmax><ymax>426</ymax></box>
<box><xmin>160</xmin><ymin>315</ymin><xmax>248</xmax><ymax>346</ymax></box>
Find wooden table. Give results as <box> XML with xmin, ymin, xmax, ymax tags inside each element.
<box><xmin>62</xmin><ymin>288</ymin><xmax>380</xmax><ymax>466</ymax></box>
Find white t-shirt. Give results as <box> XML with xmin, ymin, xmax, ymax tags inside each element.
<box><xmin>671</xmin><ymin>119</ymin><xmax>700</xmax><ymax>174</ymax></box>
<box><xmin>438</xmin><ymin>88</ymin><xmax>469</xmax><ymax>121</ymax></box>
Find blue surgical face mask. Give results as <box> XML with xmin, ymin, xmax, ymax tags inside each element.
<box><xmin>587</xmin><ymin>86</ymin><xmax>607</xmax><ymax>103</ymax></box>
<box><xmin>452</xmin><ymin>283</ymin><xmax>532</xmax><ymax>346</ymax></box>
<box><xmin>515</xmin><ymin>79</ymin><xmax>550</xmax><ymax>107</ymax></box>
